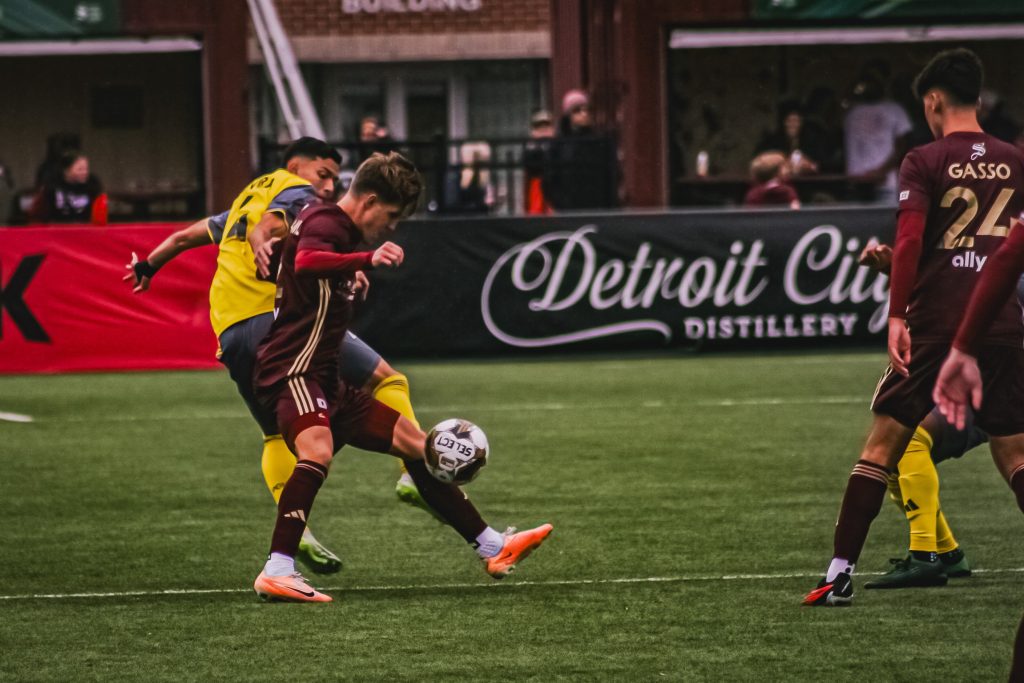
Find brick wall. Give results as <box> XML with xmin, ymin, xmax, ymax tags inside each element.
<box><xmin>275</xmin><ymin>0</ymin><xmax>550</xmax><ymax>36</ymax></box>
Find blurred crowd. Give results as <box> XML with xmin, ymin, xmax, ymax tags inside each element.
<box><xmin>738</xmin><ymin>60</ymin><xmax>1024</xmax><ymax>209</ymax></box>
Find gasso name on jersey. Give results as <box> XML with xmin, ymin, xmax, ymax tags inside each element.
<box><xmin>947</xmin><ymin>162</ymin><xmax>1012</xmax><ymax>180</ymax></box>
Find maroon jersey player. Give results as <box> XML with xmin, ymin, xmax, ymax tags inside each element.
<box><xmin>804</xmin><ymin>48</ymin><xmax>1024</xmax><ymax>607</ymax></box>
<box><xmin>250</xmin><ymin>152</ymin><xmax>553</xmax><ymax>603</ymax></box>
<box><xmin>933</xmin><ymin>217</ymin><xmax>1024</xmax><ymax>680</ymax></box>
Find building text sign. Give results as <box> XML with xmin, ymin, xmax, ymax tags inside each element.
<box><xmin>341</xmin><ymin>0</ymin><xmax>482</xmax><ymax>13</ymax></box>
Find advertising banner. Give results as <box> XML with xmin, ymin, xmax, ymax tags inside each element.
<box><xmin>1</xmin><ymin>209</ymin><xmax>894</xmax><ymax>373</ymax></box>
<box><xmin>353</xmin><ymin>207</ymin><xmax>895</xmax><ymax>356</ymax></box>
<box><xmin>0</xmin><ymin>225</ymin><xmax>218</xmax><ymax>374</ymax></box>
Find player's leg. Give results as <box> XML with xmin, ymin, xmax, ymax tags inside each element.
<box><xmin>803</xmin><ymin>414</ymin><xmax>914</xmax><ymax>606</ymax></box>
<box><xmin>989</xmin><ymin>434</ymin><xmax>1024</xmax><ymax>513</ymax></box>
<box><xmin>338</xmin><ymin>332</ymin><xmax>434</xmax><ymax>515</ymax></box>
<box><xmin>1012</xmin><ymin>611</ymin><xmax>1024</xmax><ymax>682</ymax></box>
<box><xmin>864</xmin><ymin>423</ymin><xmax>947</xmax><ymax>589</ymax></box>
<box><xmin>253</xmin><ymin>379</ymin><xmax>336</xmax><ymax>602</ymax></box>
<box><xmin>804</xmin><ymin>345</ymin><xmax>942</xmax><ymax>606</ymax></box>
<box><xmin>390</xmin><ymin>417</ymin><xmax>553</xmax><ymax>579</ymax></box>
<box><xmin>928</xmin><ymin>409</ymin><xmax>987</xmax><ymax>577</ymax></box>
<box><xmin>976</xmin><ymin>346</ymin><xmax>1024</xmax><ymax>515</ymax></box>
<box><xmin>335</xmin><ymin>389</ymin><xmax>553</xmax><ymax>578</ymax></box>
<box><xmin>220</xmin><ymin>315</ymin><xmax>342</xmax><ymax>574</ymax></box>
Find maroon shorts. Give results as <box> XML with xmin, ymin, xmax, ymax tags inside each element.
<box><xmin>872</xmin><ymin>341</ymin><xmax>1024</xmax><ymax>436</ymax></box>
<box><xmin>258</xmin><ymin>376</ymin><xmax>400</xmax><ymax>454</ymax></box>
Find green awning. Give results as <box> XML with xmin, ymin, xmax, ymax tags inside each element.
<box><xmin>0</xmin><ymin>0</ymin><xmax>120</xmax><ymax>39</ymax></box>
<box><xmin>753</xmin><ymin>0</ymin><xmax>1024</xmax><ymax>20</ymax></box>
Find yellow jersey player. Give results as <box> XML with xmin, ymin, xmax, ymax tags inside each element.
<box><xmin>124</xmin><ymin>137</ymin><xmax>433</xmax><ymax>574</ymax></box>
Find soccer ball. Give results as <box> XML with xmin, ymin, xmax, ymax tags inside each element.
<box><xmin>425</xmin><ymin>418</ymin><xmax>489</xmax><ymax>485</ymax></box>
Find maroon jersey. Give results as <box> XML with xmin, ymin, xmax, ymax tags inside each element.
<box><xmin>743</xmin><ymin>180</ymin><xmax>798</xmax><ymax>207</ymax></box>
<box><xmin>898</xmin><ymin>131</ymin><xmax>1024</xmax><ymax>345</ymax></box>
<box><xmin>255</xmin><ymin>203</ymin><xmax>367</xmax><ymax>391</ymax></box>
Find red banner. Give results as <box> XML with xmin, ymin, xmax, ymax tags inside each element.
<box><xmin>0</xmin><ymin>225</ymin><xmax>220</xmax><ymax>374</ymax></box>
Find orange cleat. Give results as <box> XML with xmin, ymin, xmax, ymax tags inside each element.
<box><xmin>484</xmin><ymin>524</ymin><xmax>554</xmax><ymax>579</ymax></box>
<box><xmin>253</xmin><ymin>570</ymin><xmax>333</xmax><ymax>603</ymax></box>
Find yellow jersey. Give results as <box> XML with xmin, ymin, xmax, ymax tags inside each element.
<box><xmin>206</xmin><ymin>169</ymin><xmax>315</xmax><ymax>338</ymax></box>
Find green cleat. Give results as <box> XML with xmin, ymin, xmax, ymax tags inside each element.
<box><xmin>864</xmin><ymin>555</ymin><xmax>947</xmax><ymax>589</ymax></box>
<box><xmin>296</xmin><ymin>532</ymin><xmax>343</xmax><ymax>575</ymax></box>
<box><xmin>395</xmin><ymin>472</ymin><xmax>444</xmax><ymax>522</ymax></box>
<box><xmin>940</xmin><ymin>548</ymin><xmax>972</xmax><ymax>578</ymax></box>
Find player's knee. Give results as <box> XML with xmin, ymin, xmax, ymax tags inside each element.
<box><xmin>292</xmin><ymin>427</ymin><xmax>335</xmax><ymax>467</ymax></box>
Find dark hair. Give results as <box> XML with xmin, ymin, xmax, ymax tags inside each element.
<box><xmin>59</xmin><ymin>150</ymin><xmax>85</xmax><ymax>171</ymax></box>
<box><xmin>350</xmin><ymin>151</ymin><xmax>423</xmax><ymax>218</ymax></box>
<box><xmin>912</xmin><ymin>48</ymin><xmax>984</xmax><ymax>106</ymax></box>
<box><xmin>282</xmin><ymin>137</ymin><xmax>341</xmax><ymax>165</ymax></box>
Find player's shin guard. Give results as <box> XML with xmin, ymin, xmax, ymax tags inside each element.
<box><xmin>270</xmin><ymin>460</ymin><xmax>328</xmax><ymax>557</ymax></box>
<box><xmin>404</xmin><ymin>458</ymin><xmax>487</xmax><ymax>542</ymax></box>
<box><xmin>897</xmin><ymin>428</ymin><xmax>940</xmax><ymax>553</ymax></box>
<box><xmin>373</xmin><ymin>373</ymin><xmax>420</xmax><ymax>430</ymax></box>
<box><xmin>833</xmin><ymin>460</ymin><xmax>890</xmax><ymax>564</ymax></box>
<box><xmin>262</xmin><ymin>435</ymin><xmax>297</xmax><ymax>504</ymax></box>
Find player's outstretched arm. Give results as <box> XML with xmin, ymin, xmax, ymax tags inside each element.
<box><xmin>123</xmin><ymin>218</ymin><xmax>213</xmax><ymax>293</ymax></box>
<box><xmin>933</xmin><ymin>348</ymin><xmax>982</xmax><ymax>431</ymax></box>
<box><xmin>249</xmin><ymin>213</ymin><xmax>288</xmax><ymax>278</ymax></box>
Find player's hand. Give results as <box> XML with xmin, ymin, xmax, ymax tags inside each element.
<box><xmin>933</xmin><ymin>348</ymin><xmax>983</xmax><ymax>430</ymax></box>
<box><xmin>353</xmin><ymin>270</ymin><xmax>370</xmax><ymax>301</ymax></box>
<box><xmin>123</xmin><ymin>251</ymin><xmax>151</xmax><ymax>293</ymax></box>
<box><xmin>255</xmin><ymin>237</ymin><xmax>280</xmax><ymax>278</ymax></box>
<box><xmin>372</xmin><ymin>241</ymin><xmax>404</xmax><ymax>268</ymax></box>
<box><xmin>858</xmin><ymin>241</ymin><xmax>893</xmax><ymax>274</ymax></box>
<box><xmin>887</xmin><ymin>317</ymin><xmax>911</xmax><ymax>377</ymax></box>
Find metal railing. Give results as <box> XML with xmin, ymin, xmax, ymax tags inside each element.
<box><xmin>258</xmin><ymin>135</ymin><xmax>619</xmax><ymax>216</ymax></box>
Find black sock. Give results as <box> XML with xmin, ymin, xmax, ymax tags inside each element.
<box><xmin>911</xmin><ymin>550</ymin><xmax>938</xmax><ymax>563</ymax></box>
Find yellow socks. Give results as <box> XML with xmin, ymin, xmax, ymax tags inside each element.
<box><xmin>261</xmin><ymin>435</ymin><xmax>296</xmax><ymax>504</ymax></box>
<box><xmin>896</xmin><ymin>426</ymin><xmax>943</xmax><ymax>553</ymax></box>
<box><xmin>373</xmin><ymin>373</ymin><xmax>419</xmax><ymax>477</ymax></box>
<box><xmin>373</xmin><ymin>373</ymin><xmax>420</xmax><ymax>429</ymax></box>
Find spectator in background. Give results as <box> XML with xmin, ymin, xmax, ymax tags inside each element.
<box><xmin>803</xmin><ymin>86</ymin><xmax>845</xmax><ymax>173</ymax></box>
<box><xmin>30</xmin><ymin>151</ymin><xmax>106</xmax><ymax>224</ymax></box>
<box><xmin>444</xmin><ymin>141</ymin><xmax>494</xmax><ymax>214</ymax></box>
<box><xmin>34</xmin><ymin>131</ymin><xmax>81</xmax><ymax>190</ymax></box>
<box><xmin>544</xmin><ymin>89</ymin><xmax>616</xmax><ymax>211</ymax></box>
<box><xmin>743</xmin><ymin>151</ymin><xmax>800</xmax><ymax>209</ymax></box>
<box><xmin>754</xmin><ymin>99</ymin><xmax>827</xmax><ymax>176</ymax></box>
<box><xmin>523</xmin><ymin>109</ymin><xmax>554</xmax><ymax>215</ymax></box>
<box><xmin>843</xmin><ymin>67</ymin><xmax>913</xmax><ymax>203</ymax></box>
<box><xmin>357</xmin><ymin>114</ymin><xmax>396</xmax><ymax>161</ymax></box>
<box><xmin>359</xmin><ymin>115</ymin><xmax>381</xmax><ymax>143</ymax></box>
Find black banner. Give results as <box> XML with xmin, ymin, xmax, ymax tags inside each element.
<box><xmin>352</xmin><ymin>207</ymin><xmax>896</xmax><ymax>356</ymax></box>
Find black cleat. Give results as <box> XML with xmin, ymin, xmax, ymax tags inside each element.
<box><xmin>864</xmin><ymin>556</ymin><xmax>947</xmax><ymax>589</ymax></box>
<box><xmin>802</xmin><ymin>572</ymin><xmax>854</xmax><ymax>606</ymax></box>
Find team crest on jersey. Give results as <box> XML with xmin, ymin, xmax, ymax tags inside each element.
<box><xmin>971</xmin><ymin>142</ymin><xmax>986</xmax><ymax>160</ymax></box>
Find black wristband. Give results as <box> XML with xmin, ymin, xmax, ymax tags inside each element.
<box><xmin>134</xmin><ymin>259</ymin><xmax>160</xmax><ymax>280</ymax></box>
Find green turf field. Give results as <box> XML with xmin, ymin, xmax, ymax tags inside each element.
<box><xmin>1</xmin><ymin>351</ymin><xmax>1021</xmax><ymax>681</ymax></box>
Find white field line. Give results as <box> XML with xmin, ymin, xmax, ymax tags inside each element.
<box><xmin>0</xmin><ymin>411</ymin><xmax>33</xmax><ymax>423</ymax></box>
<box><xmin>1</xmin><ymin>567</ymin><xmax>1021</xmax><ymax>602</ymax></box>
<box><xmin>44</xmin><ymin>396</ymin><xmax>867</xmax><ymax>424</ymax></box>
